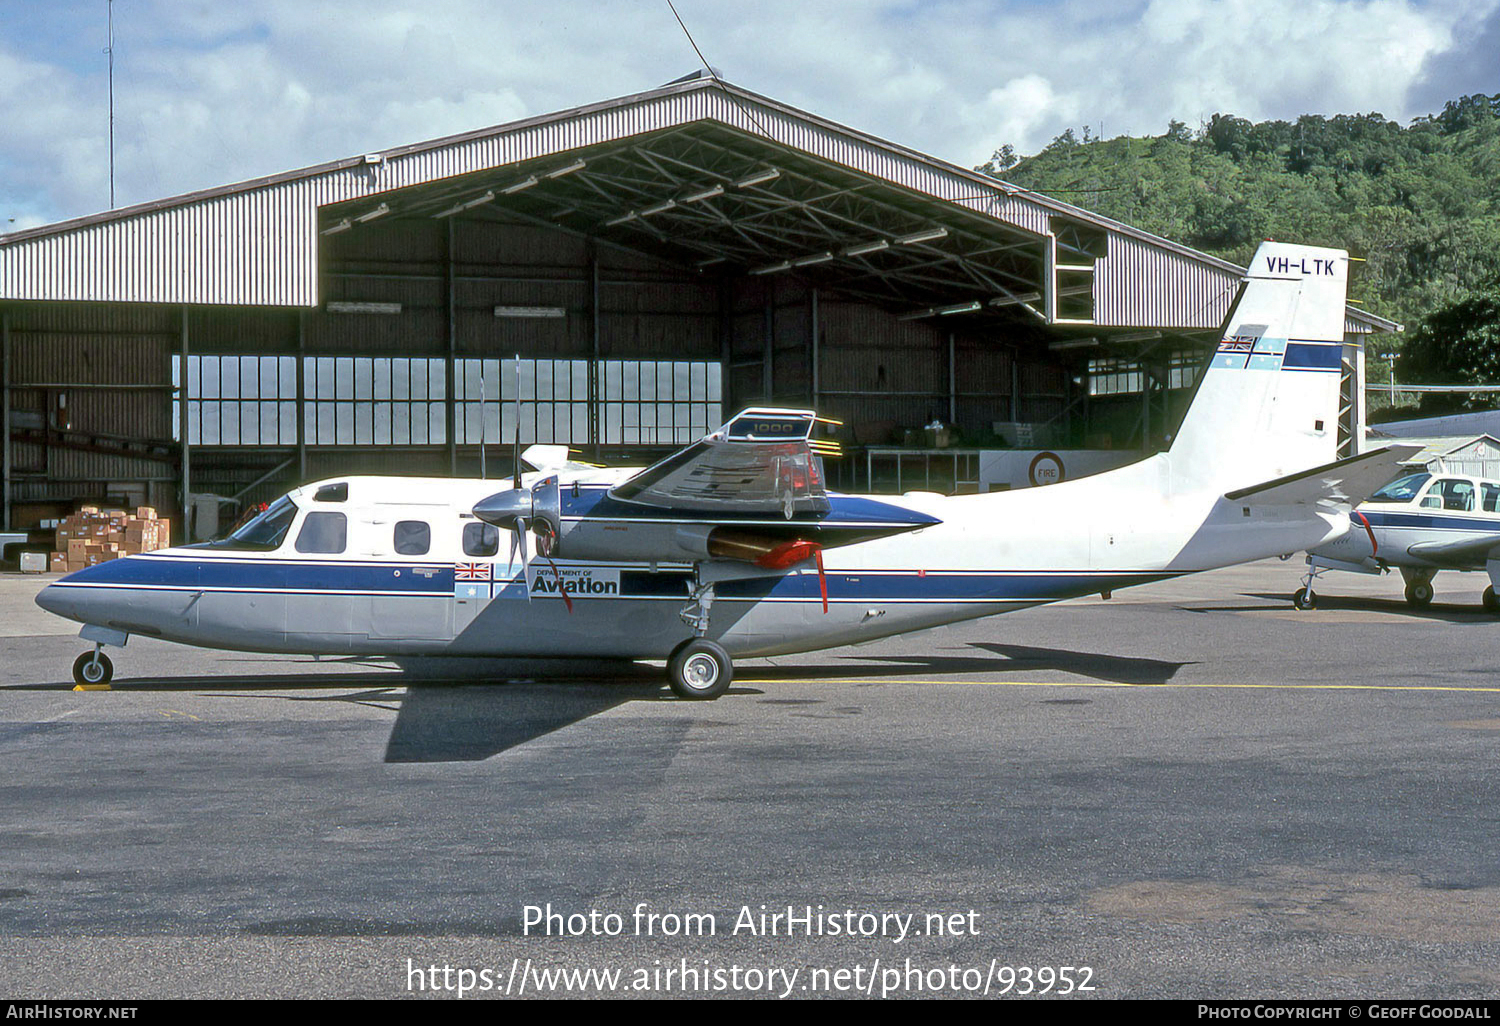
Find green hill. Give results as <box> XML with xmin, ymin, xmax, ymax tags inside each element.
<box><xmin>979</xmin><ymin>95</ymin><xmax>1500</xmax><ymax>410</ymax></box>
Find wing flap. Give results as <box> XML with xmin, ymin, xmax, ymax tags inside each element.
<box><xmin>1224</xmin><ymin>445</ymin><xmax>1423</xmax><ymax>507</ymax></box>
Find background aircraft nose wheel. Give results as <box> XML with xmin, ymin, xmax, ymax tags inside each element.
<box><xmin>72</xmin><ymin>650</ymin><xmax>113</xmax><ymax>687</ymax></box>
<box><xmin>1483</xmin><ymin>586</ymin><xmax>1500</xmax><ymax>615</ymax></box>
<box><xmin>667</xmin><ymin>638</ymin><xmax>733</xmax><ymax>700</ymax></box>
<box><xmin>1292</xmin><ymin>587</ymin><xmax>1317</xmax><ymax>610</ymax></box>
<box><xmin>1404</xmin><ymin>580</ymin><xmax>1435</xmax><ymax>609</ymax></box>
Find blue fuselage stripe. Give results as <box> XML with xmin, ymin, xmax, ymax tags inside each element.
<box><xmin>52</xmin><ymin>556</ymin><xmax>1171</xmax><ymax>604</ymax></box>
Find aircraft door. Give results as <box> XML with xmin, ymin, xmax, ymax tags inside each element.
<box><xmin>453</xmin><ymin>521</ymin><xmax>504</xmax><ymax>637</ymax></box>
<box><xmin>363</xmin><ymin>508</ymin><xmax>453</xmax><ymax>642</ymax></box>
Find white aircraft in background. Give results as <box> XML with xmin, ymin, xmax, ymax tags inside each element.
<box><xmin>37</xmin><ymin>241</ymin><xmax>1414</xmax><ymax>699</ymax></box>
<box><xmin>1293</xmin><ymin>469</ymin><xmax>1500</xmax><ymax>613</ymax></box>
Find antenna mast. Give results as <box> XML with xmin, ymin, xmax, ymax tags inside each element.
<box><xmin>106</xmin><ymin>0</ymin><xmax>115</xmax><ymax>208</ymax></box>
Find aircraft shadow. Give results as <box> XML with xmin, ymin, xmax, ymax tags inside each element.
<box><xmin>746</xmin><ymin>642</ymin><xmax>1191</xmax><ymax>685</ymax></box>
<box><xmin>1244</xmin><ymin>591</ymin><xmax>1497</xmax><ymax>623</ymax></box>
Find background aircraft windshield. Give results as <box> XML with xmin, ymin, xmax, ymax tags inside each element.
<box><xmin>1367</xmin><ymin>473</ymin><xmax>1431</xmax><ymax>503</ymax></box>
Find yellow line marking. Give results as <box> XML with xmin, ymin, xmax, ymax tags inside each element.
<box><xmin>737</xmin><ymin>678</ymin><xmax>1500</xmax><ymax>694</ymax></box>
<box><xmin>72</xmin><ymin>684</ymin><xmax>110</xmax><ymax>692</ymax></box>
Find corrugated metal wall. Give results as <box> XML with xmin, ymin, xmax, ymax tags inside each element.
<box><xmin>2</xmin><ymin>78</ymin><xmax>1362</xmax><ymax>340</ymax></box>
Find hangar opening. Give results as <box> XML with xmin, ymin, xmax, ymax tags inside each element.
<box><xmin>0</xmin><ymin>74</ymin><xmax>1394</xmax><ymax>546</ymax></box>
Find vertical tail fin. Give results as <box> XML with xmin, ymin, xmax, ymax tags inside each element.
<box><xmin>1167</xmin><ymin>241</ymin><xmax>1351</xmax><ymax>493</ymax></box>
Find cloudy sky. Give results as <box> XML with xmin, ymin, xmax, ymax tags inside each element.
<box><xmin>2</xmin><ymin>0</ymin><xmax>1498</xmax><ymax>231</ymax></box>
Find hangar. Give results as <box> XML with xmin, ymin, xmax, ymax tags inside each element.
<box><xmin>0</xmin><ymin>73</ymin><xmax>1396</xmax><ymax>540</ymax></box>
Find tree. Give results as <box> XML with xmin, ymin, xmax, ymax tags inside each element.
<box><xmin>1400</xmin><ymin>280</ymin><xmax>1500</xmax><ymax>413</ymax></box>
<box><xmin>978</xmin><ymin>144</ymin><xmax>1019</xmax><ymax>176</ymax></box>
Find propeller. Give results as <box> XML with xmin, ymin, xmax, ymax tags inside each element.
<box><xmin>473</xmin><ymin>475</ymin><xmax>563</xmax><ymax>598</ymax></box>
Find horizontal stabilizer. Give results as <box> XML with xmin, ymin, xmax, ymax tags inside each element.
<box><xmin>1224</xmin><ymin>445</ymin><xmax>1422</xmax><ymax>507</ymax></box>
<box><xmin>1407</xmin><ymin>535</ymin><xmax>1500</xmax><ymax>566</ymax></box>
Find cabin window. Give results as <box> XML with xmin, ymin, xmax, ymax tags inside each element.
<box><xmin>1423</xmin><ymin>478</ymin><xmax>1475</xmax><ymax>512</ymax></box>
<box><xmin>463</xmin><ymin>522</ymin><xmax>500</xmax><ymax>557</ymax></box>
<box><xmin>394</xmin><ymin>520</ymin><xmax>431</xmax><ymax>556</ymax></box>
<box><xmin>1485</xmin><ymin>484</ymin><xmax>1500</xmax><ymax>513</ymax></box>
<box><xmin>294</xmin><ymin>512</ymin><xmax>348</xmax><ymax>554</ymax></box>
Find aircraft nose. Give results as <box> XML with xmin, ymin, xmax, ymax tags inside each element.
<box><xmin>35</xmin><ymin>582</ymin><xmax>74</xmax><ymax>619</ymax></box>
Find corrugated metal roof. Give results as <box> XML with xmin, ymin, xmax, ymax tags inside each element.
<box><xmin>0</xmin><ymin>77</ymin><xmax>1398</xmax><ymax>333</ymax></box>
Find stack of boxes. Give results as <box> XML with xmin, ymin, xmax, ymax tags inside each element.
<box><xmin>49</xmin><ymin>506</ymin><xmax>172</xmax><ymax>574</ymax></box>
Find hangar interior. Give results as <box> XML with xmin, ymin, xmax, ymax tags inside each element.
<box><xmin>0</xmin><ymin>75</ymin><xmax>1393</xmax><ymax>542</ymax></box>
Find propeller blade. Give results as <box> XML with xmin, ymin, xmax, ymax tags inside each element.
<box><xmin>512</xmin><ymin>353</ymin><xmax>522</xmax><ymax>489</ymax></box>
<box><xmin>506</xmin><ymin>521</ymin><xmax>522</xmax><ymax>576</ymax></box>
<box><xmin>515</xmin><ymin>517</ymin><xmax>531</xmax><ymax>602</ymax></box>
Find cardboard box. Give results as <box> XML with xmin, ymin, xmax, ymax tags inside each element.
<box><xmin>136</xmin><ymin>507</ymin><xmax>157</xmax><ymax>520</ymax></box>
<box><xmin>50</xmin><ymin>552</ymin><xmax>68</xmax><ymax>573</ymax></box>
<box><xmin>67</xmin><ymin>539</ymin><xmax>89</xmax><ymax>561</ymax></box>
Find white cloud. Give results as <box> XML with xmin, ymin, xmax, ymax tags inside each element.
<box><xmin>0</xmin><ymin>0</ymin><xmax>1496</xmax><ymax>229</ymax></box>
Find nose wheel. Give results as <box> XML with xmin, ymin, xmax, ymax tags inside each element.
<box><xmin>667</xmin><ymin>638</ymin><xmax>733</xmax><ymax>700</ymax></box>
<box><xmin>72</xmin><ymin>648</ymin><xmax>114</xmax><ymax>687</ymax></box>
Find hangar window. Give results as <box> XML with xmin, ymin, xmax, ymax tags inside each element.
<box><xmin>1087</xmin><ymin>358</ymin><xmax>1142</xmax><ymax>396</ymax></box>
<box><xmin>597</xmin><ymin>360</ymin><xmax>722</xmax><ymax>445</ymax></box>
<box><xmin>174</xmin><ymin>355</ymin><xmax>298</xmax><ymax>445</ymax></box>
<box><xmin>294</xmin><ymin>512</ymin><xmax>348</xmax><ymax>554</ymax></box>
<box><xmin>454</xmin><ymin>357</ymin><xmax>721</xmax><ymax>446</ymax></box>
<box><xmin>1167</xmin><ymin>349</ymin><xmax>1203</xmax><ymax>390</ymax></box>
<box><xmin>175</xmin><ymin>354</ymin><xmax>720</xmax><ymax>448</ymax></box>
<box><xmin>455</xmin><ymin>358</ymin><xmax>592</xmax><ymax>446</ymax></box>
<box><xmin>304</xmin><ymin>356</ymin><xmax>446</xmax><ymax>446</ymax></box>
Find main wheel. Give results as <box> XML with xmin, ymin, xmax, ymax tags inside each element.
<box><xmin>1483</xmin><ymin>586</ymin><xmax>1500</xmax><ymax>615</ymax></box>
<box><xmin>1292</xmin><ymin>587</ymin><xmax>1317</xmax><ymax>610</ymax></box>
<box><xmin>72</xmin><ymin>651</ymin><xmax>114</xmax><ymax>687</ymax></box>
<box><xmin>1405</xmin><ymin>580</ymin><xmax>1435</xmax><ymax>609</ymax></box>
<box><xmin>667</xmin><ymin>639</ymin><xmax>733</xmax><ymax>700</ymax></box>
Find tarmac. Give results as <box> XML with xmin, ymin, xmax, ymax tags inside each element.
<box><xmin>1</xmin><ymin>558</ymin><xmax>1498</xmax><ymax>999</ymax></box>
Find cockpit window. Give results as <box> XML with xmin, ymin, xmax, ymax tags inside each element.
<box><xmin>314</xmin><ymin>483</ymin><xmax>348</xmax><ymax>503</ymax></box>
<box><xmin>212</xmin><ymin>496</ymin><xmax>298</xmax><ymax>551</ymax></box>
<box><xmin>295</xmin><ymin>512</ymin><xmax>348</xmax><ymax>554</ymax></box>
<box><xmin>1367</xmin><ymin>473</ymin><xmax>1430</xmax><ymax>504</ymax></box>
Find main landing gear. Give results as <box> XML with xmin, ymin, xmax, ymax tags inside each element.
<box><xmin>72</xmin><ymin>646</ymin><xmax>114</xmax><ymax>687</ymax></box>
<box><xmin>666</xmin><ymin>573</ymin><xmax>734</xmax><ymax>699</ymax></box>
<box><xmin>1400</xmin><ymin>568</ymin><xmax>1436</xmax><ymax>610</ymax></box>
<box><xmin>667</xmin><ymin>638</ymin><xmax>733</xmax><ymax>700</ymax></box>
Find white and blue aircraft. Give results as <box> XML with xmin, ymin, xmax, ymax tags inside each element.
<box><xmin>37</xmin><ymin>241</ymin><xmax>1414</xmax><ymax>699</ymax></box>
<box><xmin>1293</xmin><ymin>469</ymin><xmax>1500</xmax><ymax>613</ymax></box>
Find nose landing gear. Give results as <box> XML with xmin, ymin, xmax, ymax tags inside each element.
<box><xmin>72</xmin><ymin>646</ymin><xmax>114</xmax><ymax>688</ymax></box>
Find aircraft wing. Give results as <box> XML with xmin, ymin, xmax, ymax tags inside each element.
<box><xmin>609</xmin><ymin>407</ymin><xmax>831</xmax><ymax>517</ymax></box>
<box><xmin>1224</xmin><ymin>445</ymin><xmax>1423</xmax><ymax>507</ymax></box>
<box><xmin>1405</xmin><ymin>535</ymin><xmax>1500</xmax><ymax>567</ymax></box>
